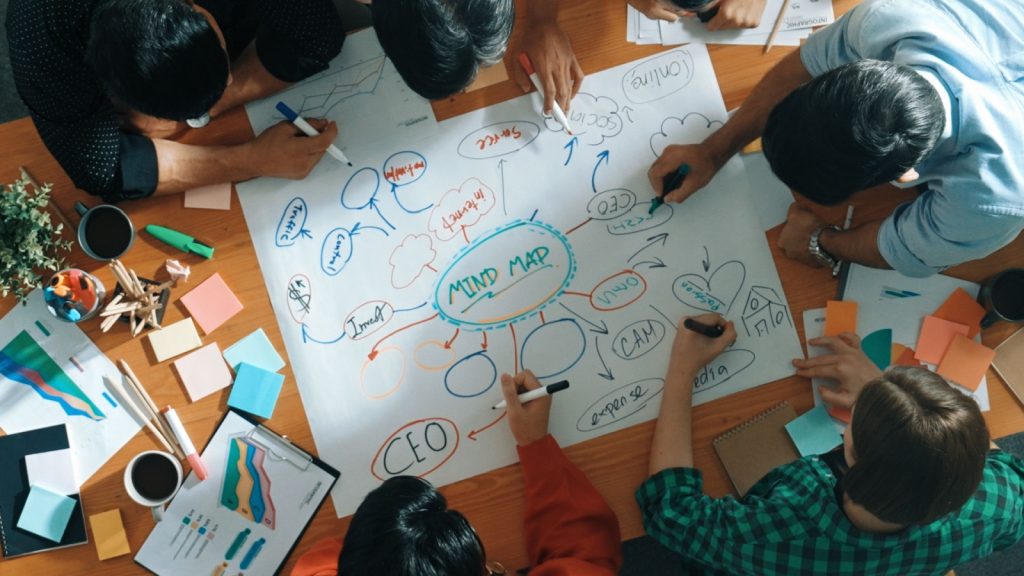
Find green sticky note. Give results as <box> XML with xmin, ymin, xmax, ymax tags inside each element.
<box><xmin>861</xmin><ymin>328</ymin><xmax>893</xmax><ymax>370</ymax></box>
<box><xmin>17</xmin><ymin>485</ymin><xmax>77</xmax><ymax>542</ymax></box>
<box><xmin>227</xmin><ymin>363</ymin><xmax>284</xmax><ymax>419</ymax></box>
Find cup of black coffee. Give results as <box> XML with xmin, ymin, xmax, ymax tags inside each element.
<box><xmin>124</xmin><ymin>451</ymin><xmax>182</xmax><ymax>522</ymax></box>
<box><xmin>979</xmin><ymin>268</ymin><xmax>1024</xmax><ymax>328</ymax></box>
<box><xmin>74</xmin><ymin>201</ymin><xmax>135</xmax><ymax>260</ymax></box>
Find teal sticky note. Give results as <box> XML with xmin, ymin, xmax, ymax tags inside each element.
<box><xmin>785</xmin><ymin>405</ymin><xmax>843</xmax><ymax>457</ymax></box>
<box><xmin>17</xmin><ymin>485</ymin><xmax>77</xmax><ymax>542</ymax></box>
<box><xmin>227</xmin><ymin>363</ymin><xmax>285</xmax><ymax>419</ymax></box>
<box><xmin>224</xmin><ymin>329</ymin><xmax>285</xmax><ymax>373</ymax></box>
<box><xmin>861</xmin><ymin>328</ymin><xmax>893</xmax><ymax>370</ymax></box>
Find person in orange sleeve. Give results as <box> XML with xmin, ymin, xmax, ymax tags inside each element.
<box><xmin>291</xmin><ymin>370</ymin><xmax>622</xmax><ymax>576</ymax></box>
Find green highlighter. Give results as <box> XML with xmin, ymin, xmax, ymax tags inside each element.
<box><xmin>145</xmin><ymin>224</ymin><xmax>214</xmax><ymax>259</ymax></box>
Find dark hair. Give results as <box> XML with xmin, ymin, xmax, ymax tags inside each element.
<box><xmin>845</xmin><ymin>366</ymin><xmax>989</xmax><ymax>525</ymax></box>
<box><xmin>667</xmin><ymin>0</ymin><xmax>717</xmax><ymax>10</ymax></box>
<box><xmin>86</xmin><ymin>0</ymin><xmax>229</xmax><ymax>120</ymax></box>
<box><xmin>762</xmin><ymin>60</ymin><xmax>944</xmax><ymax>205</ymax></box>
<box><xmin>338</xmin><ymin>476</ymin><xmax>485</xmax><ymax>576</ymax></box>
<box><xmin>372</xmin><ymin>0</ymin><xmax>514</xmax><ymax>100</ymax></box>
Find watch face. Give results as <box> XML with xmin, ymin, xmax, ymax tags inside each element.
<box><xmin>187</xmin><ymin>113</ymin><xmax>211</xmax><ymax>128</ymax></box>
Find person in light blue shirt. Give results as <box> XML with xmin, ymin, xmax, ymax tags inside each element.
<box><xmin>647</xmin><ymin>0</ymin><xmax>1024</xmax><ymax>277</ymax></box>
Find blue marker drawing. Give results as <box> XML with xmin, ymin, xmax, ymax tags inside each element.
<box><xmin>301</xmin><ymin>324</ymin><xmax>347</xmax><ymax>345</ymax></box>
<box><xmin>341</xmin><ymin>167</ymin><xmax>396</xmax><ymax>229</ymax></box>
<box><xmin>275</xmin><ymin>197</ymin><xmax>313</xmax><ymax>247</ymax></box>
<box><xmin>563</xmin><ymin>136</ymin><xmax>578</xmax><ymax>166</ymax></box>
<box><xmin>444</xmin><ymin>351</ymin><xmax>497</xmax><ymax>398</ymax></box>
<box><xmin>319</xmin><ymin>223</ymin><xmax>388</xmax><ymax>277</ymax></box>
<box><xmin>591</xmin><ymin>150</ymin><xmax>610</xmax><ymax>193</ymax></box>
<box><xmin>383</xmin><ymin>151</ymin><xmax>432</xmax><ymax>214</ymax></box>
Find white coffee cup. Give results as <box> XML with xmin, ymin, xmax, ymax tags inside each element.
<box><xmin>124</xmin><ymin>450</ymin><xmax>182</xmax><ymax>522</ymax></box>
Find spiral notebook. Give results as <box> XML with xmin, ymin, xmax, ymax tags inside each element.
<box><xmin>993</xmin><ymin>327</ymin><xmax>1024</xmax><ymax>407</ymax></box>
<box><xmin>713</xmin><ymin>402</ymin><xmax>799</xmax><ymax>496</ymax></box>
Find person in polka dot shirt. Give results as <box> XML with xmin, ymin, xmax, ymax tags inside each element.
<box><xmin>7</xmin><ymin>0</ymin><xmax>346</xmax><ymax>202</ymax></box>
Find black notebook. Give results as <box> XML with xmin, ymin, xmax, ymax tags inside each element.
<box><xmin>0</xmin><ymin>424</ymin><xmax>88</xmax><ymax>558</ymax></box>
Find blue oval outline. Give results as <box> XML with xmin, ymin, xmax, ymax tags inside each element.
<box><xmin>340</xmin><ymin>167</ymin><xmax>380</xmax><ymax>210</ymax></box>
<box><xmin>320</xmin><ymin>227</ymin><xmax>353</xmax><ymax>277</ymax></box>
<box><xmin>520</xmin><ymin>318</ymin><xmax>587</xmax><ymax>379</ymax></box>
<box><xmin>443</xmin><ymin>351</ymin><xmax>498</xmax><ymax>398</ymax></box>
<box><xmin>275</xmin><ymin>197</ymin><xmax>309</xmax><ymax>247</ymax></box>
<box><xmin>382</xmin><ymin>150</ymin><xmax>428</xmax><ymax>187</ymax></box>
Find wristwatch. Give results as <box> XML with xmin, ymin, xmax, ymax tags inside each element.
<box><xmin>186</xmin><ymin>113</ymin><xmax>211</xmax><ymax>128</ymax></box>
<box><xmin>809</xmin><ymin>225</ymin><xmax>841</xmax><ymax>268</ymax></box>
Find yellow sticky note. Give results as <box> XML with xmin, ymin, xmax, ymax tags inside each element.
<box><xmin>937</xmin><ymin>334</ymin><xmax>996</xmax><ymax>391</ymax></box>
<box><xmin>89</xmin><ymin>509</ymin><xmax>130</xmax><ymax>560</ymax></box>
<box><xmin>147</xmin><ymin>317</ymin><xmax>203</xmax><ymax>362</ymax></box>
<box><xmin>824</xmin><ymin>300</ymin><xmax>858</xmax><ymax>337</ymax></box>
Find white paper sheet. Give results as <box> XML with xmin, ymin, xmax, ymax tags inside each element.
<box><xmin>237</xmin><ymin>44</ymin><xmax>804</xmax><ymax>517</ymax></box>
<box><xmin>0</xmin><ymin>292</ymin><xmax>143</xmax><ymax>485</ymax></box>
<box><xmin>657</xmin><ymin>0</ymin><xmax>828</xmax><ymax>47</ymax></box>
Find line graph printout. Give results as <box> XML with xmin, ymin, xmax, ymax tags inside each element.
<box><xmin>0</xmin><ymin>292</ymin><xmax>143</xmax><ymax>486</ymax></box>
<box><xmin>238</xmin><ymin>44</ymin><xmax>803</xmax><ymax>517</ymax></box>
<box><xmin>245</xmin><ymin>30</ymin><xmax>438</xmax><ymax>152</ymax></box>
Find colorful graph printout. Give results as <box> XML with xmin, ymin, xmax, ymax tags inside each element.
<box><xmin>0</xmin><ymin>331</ymin><xmax>105</xmax><ymax>421</ymax></box>
<box><xmin>220</xmin><ymin>437</ymin><xmax>277</xmax><ymax>530</ymax></box>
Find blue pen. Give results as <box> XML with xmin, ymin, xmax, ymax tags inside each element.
<box><xmin>650</xmin><ymin>163</ymin><xmax>690</xmax><ymax>214</ymax></box>
<box><xmin>275</xmin><ymin>102</ymin><xmax>352</xmax><ymax>166</ymax></box>
<box><xmin>240</xmin><ymin>537</ymin><xmax>266</xmax><ymax>570</ymax></box>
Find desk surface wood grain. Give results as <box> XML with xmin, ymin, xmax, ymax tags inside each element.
<box><xmin>1</xmin><ymin>1</ymin><xmax>1021</xmax><ymax>573</ymax></box>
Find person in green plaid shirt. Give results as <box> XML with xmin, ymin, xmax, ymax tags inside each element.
<box><xmin>637</xmin><ymin>314</ymin><xmax>1024</xmax><ymax>575</ymax></box>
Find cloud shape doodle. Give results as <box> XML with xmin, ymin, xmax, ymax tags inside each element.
<box><xmin>545</xmin><ymin>93</ymin><xmax>623</xmax><ymax>146</ymax></box>
<box><xmin>649</xmin><ymin>113</ymin><xmax>724</xmax><ymax>158</ymax></box>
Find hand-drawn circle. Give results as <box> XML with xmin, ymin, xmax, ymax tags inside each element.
<box><xmin>606</xmin><ymin>202</ymin><xmax>674</xmax><ymax>235</ymax></box>
<box><xmin>320</xmin><ymin>227</ymin><xmax>353</xmax><ymax>277</ymax></box>
<box><xmin>576</xmin><ymin>378</ymin><xmax>664</xmax><ymax>432</ymax></box>
<box><xmin>286</xmin><ymin>273</ymin><xmax>312</xmax><ymax>324</ymax></box>
<box><xmin>520</xmin><ymin>319</ymin><xmax>586</xmax><ymax>379</ymax></box>
<box><xmin>590</xmin><ymin>270</ymin><xmax>647</xmax><ymax>312</ymax></box>
<box><xmin>457</xmin><ymin>121</ymin><xmax>541</xmax><ymax>159</ymax></box>
<box><xmin>360</xmin><ymin>346</ymin><xmax>406</xmax><ymax>400</ymax></box>
<box><xmin>586</xmin><ymin>189</ymin><xmax>636</xmax><ymax>221</ymax></box>
<box><xmin>621</xmin><ymin>49</ymin><xmax>695</xmax><ymax>104</ymax></box>
<box><xmin>693</xmin><ymin>349</ymin><xmax>755</xmax><ymax>394</ymax></box>
<box><xmin>276</xmin><ymin>197</ymin><xmax>310</xmax><ymax>247</ymax></box>
<box><xmin>611</xmin><ymin>319</ymin><xmax>666</xmax><ymax>360</ymax></box>
<box><xmin>672</xmin><ymin>261</ymin><xmax>746</xmax><ymax>314</ymax></box>
<box><xmin>344</xmin><ymin>300</ymin><xmax>396</xmax><ymax>341</ymax></box>
<box><xmin>382</xmin><ymin>151</ymin><xmax>427</xmax><ymax>187</ymax></box>
<box><xmin>340</xmin><ymin>167</ymin><xmax>380</xmax><ymax>209</ymax></box>
<box><xmin>371</xmin><ymin>418</ymin><xmax>460</xmax><ymax>481</ymax></box>
<box><xmin>415</xmin><ymin>339</ymin><xmax>457</xmax><ymax>371</ymax></box>
<box><xmin>443</xmin><ymin>351</ymin><xmax>497</xmax><ymax>397</ymax></box>
<box><xmin>434</xmin><ymin>220</ymin><xmax>576</xmax><ymax>330</ymax></box>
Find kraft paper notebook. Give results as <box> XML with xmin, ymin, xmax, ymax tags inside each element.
<box><xmin>993</xmin><ymin>327</ymin><xmax>1024</xmax><ymax>407</ymax></box>
<box><xmin>713</xmin><ymin>402</ymin><xmax>800</xmax><ymax>496</ymax></box>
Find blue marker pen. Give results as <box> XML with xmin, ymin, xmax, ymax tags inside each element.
<box><xmin>240</xmin><ymin>537</ymin><xmax>266</xmax><ymax>570</ymax></box>
<box><xmin>275</xmin><ymin>102</ymin><xmax>352</xmax><ymax>166</ymax></box>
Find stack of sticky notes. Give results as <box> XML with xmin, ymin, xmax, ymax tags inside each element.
<box><xmin>824</xmin><ymin>300</ymin><xmax>858</xmax><ymax>337</ymax></box>
<box><xmin>89</xmin><ymin>509</ymin><xmax>130</xmax><ymax>560</ymax></box>
<box><xmin>17</xmin><ymin>485</ymin><xmax>77</xmax><ymax>542</ymax></box>
<box><xmin>223</xmin><ymin>328</ymin><xmax>285</xmax><ymax>373</ymax></box>
<box><xmin>173</xmin><ymin>343</ymin><xmax>234</xmax><ymax>402</ymax></box>
<box><xmin>917</xmin><ymin>289</ymin><xmax>994</xmax><ymax>390</ymax></box>
<box><xmin>148</xmin><ymin>317</ymin><xmax>203</xmax><ymax>362</ymax></box>
<box><xmin>227</xmin><ymin>362</ymin><xmax>285</xmax><ymax>419</ymax></box>
<box><xmin>180</xmin><ymin>273</ymin><xmax>244</xmax><ymax>335</ymax></box>
<box><xmin>25</xmin><ymin>448</ymin><xmax>78</xmax><ymax>495</ymax></box>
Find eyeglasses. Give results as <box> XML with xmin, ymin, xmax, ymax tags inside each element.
<box><xmin>485</xmin><ymin>560</ymin><xmax>507</xmax><ymax>575</ymax></box>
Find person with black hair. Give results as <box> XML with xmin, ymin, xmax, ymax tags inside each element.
<box><xmin>638</xmin><ymin>313</ymin><xmax>1024</xmax><ymax>575</ymax></box>
<box><xmin>6</xmin><ymin>0</ymin><xmax>345</xmax><ymax>203</ymax></box>
<box><xmin>371</xmin><ymin>0</ymin><xmax>581</xmax><ymax>116</ymax></box>
<box><xmin>628</xmin><ymin>0</ymin><xmax>770</xmax><ymax>31</ymax></box>
<box><xmin>647</xmin><ymin>0</ymin><xmax>1024</xmax><ymax>277</ymax></box>
<box><xmin>291</xmin><ymin>370</ymin><xmax>622</xmax><ymax>576</ymax></box>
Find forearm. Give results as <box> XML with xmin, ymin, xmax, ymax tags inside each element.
<box><xmin>819</xmin><ymin>221</ymin><xmax>890</xmax><ymax>269</ymax></box>
<box><xmin>704</xmin><ymin>49</ymin><xmax>811</xmax><ymax>165</ymax></box>
<box><xmin>210</xmin><ymin>44</ymin><xmax>291</xmax><ymax>118</ymax></box>
<box><xmin>524</xmin><ymin>0</ymin><xmax>560</xmax><ymax>23</ymax></box>
<box><xmin>152</xmin><ymin>139</ymin><xmax>257</xmax><ymax>194</ymax></box>
<box><xmin>649</xmin><ymin>362</ymin><xmax>697</xmax><ymax>475</ymax></box>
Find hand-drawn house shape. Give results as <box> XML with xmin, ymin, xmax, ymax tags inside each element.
<box><xmin>741</xmin><ymin>285</ymin><xmax>791</xmax><ymax>337</ymax></box>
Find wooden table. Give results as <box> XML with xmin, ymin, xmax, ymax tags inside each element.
<box><xmin>2</xmin><ymin>1</ymin><xmax>1021</xmax><ymax>573</ymax></box>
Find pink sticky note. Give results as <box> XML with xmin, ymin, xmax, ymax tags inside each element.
<box><xmin>184</xmin><ymin>182</ymin><xmax>232</xmax><ymax>210</ymax></box>
<box><xmin>936</xmin><ymin>334</ymin><xmax>996</xmax><ymax>391</ymax></box>
<box><xmin>173</xmin><ymin>343</ymin><xmax>233</xmax><ymax>401</ymax></box>
<box><xmin>915</xmin><ymin>316</ymin><xmax>970</xmax><ymax>365</ymax></box>
<box><xmin>179</xmin><ymin>273</ymin><xmax>243</xmax><ymax>334</ymax></box>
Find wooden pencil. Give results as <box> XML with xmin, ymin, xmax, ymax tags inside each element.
<box><xmin>763</xmin><ymin>0</ymin><xmax>793</xmax><ymax>54</ymax></box>
<box><xmin>118</xmin><ymin>359</ymin><xmax>185</xmax><ymax>458</ymax></box>
<box><xmin>103</xmin><ymin>375</ymin><xmax>177</xmax><ymax>455</ymax></box>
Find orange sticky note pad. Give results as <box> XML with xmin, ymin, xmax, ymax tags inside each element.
<box><xmin>936</xmin><ymin>334</ymin><xmax>996</xmax><ymax>391</ymax></box>
<box><xmin>915</xmin><ymin>316</ymin><xmax>970</xmax><ymax>365</ymax></box>
<box><xmin>824</xmin><ymin>300</ymin><xmax>858</xmax><ymax>337</ymax></box>
<box><xmin>179</xmin><ymin>273</ymin><xmax>244</xmax><ymax>334</ymax></box>
<box><xmin>89</xmin><ymin>509</ymin><xmax>130</xmax><ymax>560</ymax></box>
<box><xmin>933</xmin><ymin>288</ymin><xmax>985</xmax><ymax>338</ymax></box>
<box><xmin>828</xmin><ymin>405</ymin><xmax>851</xmax><ymax>424</ymax></box>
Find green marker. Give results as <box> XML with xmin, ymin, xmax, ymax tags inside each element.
<box><xmin>649</xmin><ymin>163</ymin><xmax>690</xmax><ymax>215</ymax></box>
<box><xmin>145</xmin><ymin>224</ymin><xmax>214</xmax><ymax>259</ymax></box>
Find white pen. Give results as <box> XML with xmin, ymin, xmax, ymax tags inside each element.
<box><xmin>162</xmin><ymin>406</ymin><xmax>208</xmax><ymax>481</ymax></box>
<box><xmin>275</xmin><ymin>101</ymin><xmax>352</xmax><ymax>166</ymax></box>
<box><xmin>492</xmin><ymin>380</ymin><xmax>570</xmax><ymax>410</ymax></box>
<box><xmin>833</xmin><ymin>205</ymin><xmax>855</xmax><ymax>277</ymax></box>
<box><xmin>517</xmin><ymin>53</ymin><xmax>574</xmax><ymax>136</ymax></box>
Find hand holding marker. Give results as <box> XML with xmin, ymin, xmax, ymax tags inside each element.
<box><xmin>650</xmin><ymin>164</ymin><xmax>690</xmax><ymax>214</ymax></box>
<box><xmin>275</xmin><ymin>102</ymin><xmax>352</xmax><ymax>166</ymax></box>
<box><xmin>518</xmin><ymin>53</ymin><xmax>574</xmax><ymax>136</ymax></box>
<box><xmin>683</xmin><ymin>317</ymin><xmax>725</xmax><ymax>338</ymax></box>
<box><xmin>492</xmin><ymin>380</ymin><xmax>570</xmax><ymax>410</ymax></box>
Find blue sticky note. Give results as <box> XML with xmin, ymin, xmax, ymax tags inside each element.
<box><xmin>227</xmin><ymin>363</ymin><xmax>285</xmax><ymax>419</ymax></box>
<box><xmin>224</xmin><ymin>329</ymin><xmax>285</xmax><ymax>373</ymax></box>
<box><xmin>785</xmin><ymin>405</ymin><xmax>843</xmax><ymax>457</ymax></box>
<box><xmin>17</xmin><ymin>485</ymin><xmax>77</xmax><ymax>542</ymax></box>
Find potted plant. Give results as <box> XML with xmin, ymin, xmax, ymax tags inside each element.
<box><xmin>0</xmin><ymin>175</ymin><xmax>73</xmax><ymax>303</ymax></box>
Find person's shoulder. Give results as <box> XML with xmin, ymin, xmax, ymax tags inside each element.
<box><xmin>961</xmin><ymin>451</ymin><xmax>1024</xmax><ymax>515</ymax></box>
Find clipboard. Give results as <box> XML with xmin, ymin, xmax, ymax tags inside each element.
<box><xmin>134</xmin><ymin>409</ymin><xmax>339</xmax><ymax>576</ymax></box>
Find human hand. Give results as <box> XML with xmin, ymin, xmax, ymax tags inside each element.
<box><xmin>778</xmin><ymin>203</ymin><xmax>827</xmax><ymax>266</ymax></box>
<box><xmin>648</xmin><ymin>143</ymin><xmax>722</xmax><ymax>203</ymax></box>
<box><xmin>670</xmin><ymin>313</ymin><xmax>737</xmax><ymax>375</ymax></box>
<box><xmin>513</xmin><ymin>19</ymin><xmax>584</xmax><ymax>114</ymax></box>
<box><xmin>247</xmin><ymin>119</ymin><xmax>338</xmax><ymax>180</ymax></box>
<box><xmin>706</xmin><ymin>0</ymin><xmax>767</xmax><ymax>30</ymax></box>
<box><xmin>500</xmin><ymin>370</ymin><xmax>551</xmax><ymax>446</ymax></box>
<box><xmin>628</xmin><ymin>0</ymin><xmax>683</xmax><ymax>21</ymax></box>
<box><xmin>121</xmin><ymin>110</ymin><xmax>186</xmax><ymax>140</ymax></box>
<box><xmin>792</xmin><ymin>332</ymin><xmax>883</xmax><ymax>409</ymax></box>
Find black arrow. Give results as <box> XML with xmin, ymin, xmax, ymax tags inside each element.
<box><xmin>558</xmin><ymin>302</ymin><xmax>608</xmax><ymax>334</ymax></box>
<box><xmin>498</xmin><ymin>159</ymin><xmax>509</xmax><ymax>216</ymax></box>
<box><xmin>595</xmin><ymin>335</ymin><xmax>614</xmax><ymax>380</ymax></box>
<box><xmin>632</xmin><ymin>257</ymin><xmax>666</xmax><ymax>270</ymax></box>
<box><xmin>702</xmin><ymin>246</ymin><xmax>710</xmax><ymax>273</ymax></box>
<box><xmin>628</xmin><ymin>233</ymin><xmax>670</xmax><ymax>262</ymax></box>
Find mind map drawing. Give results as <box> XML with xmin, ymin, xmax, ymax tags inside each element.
<box><xmin>238</xmin><ymin>43</ymin><xmax>804</xmax><ymax>517</ymax></box>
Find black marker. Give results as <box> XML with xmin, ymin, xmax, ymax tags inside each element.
<box><xmin>650</xmin><ymin>164</ymin><xmax>690</xmax><ymax>214</ymax></box>
<box><xmin>683</xmin><ymin>318</ymin><xmax>725</xmax><ymax>338</ymax></box>
<box><xmin>492</xmin><ymin>380</ymin><xmax>570</xmax><ymax>410</ymax></box>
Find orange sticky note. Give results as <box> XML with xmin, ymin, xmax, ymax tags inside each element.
<box><xmin>936</xmin><ymin>334</ymin><xmax>996</xmax><ymax>391</ymax></box>
<box><xmin>893</xmin><ymin>346</ymin><xmax>922</xmax><ymax>367</ymax></box>
<box><xmin>828</xmin><ymin>405</ymin><xmax>851</xmax><ymax>424</ymax></box>
<box><xmin>824</xmin><ymin>300</ymin><xmax>858</xmax><ymax>337</ymax></box>
<box><xmin>933</xmin><ymin>288</ymin><xmax>985</xmax><ymax>338</ymax></box>
<box><xmin>179</xmin><ymin>273</ymin><xmax>243</xmax><ymax>335</ymax></box>
<box><xmin>915</xmin><ymin>316</ymin><xmax>970</xmax><ymax>365</ymax></box>
<box><xmin>89</xmin><ymin>509</ymin><xmax>130</xmax><ymax>560</ymax></box>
